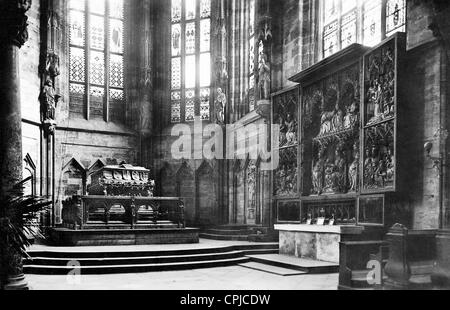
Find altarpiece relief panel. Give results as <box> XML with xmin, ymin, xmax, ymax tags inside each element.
<box><xmin>303</xmin><ymin>64</ymin><xmax>361</xmax><ymax>197</ymax></box>
<box><xmin>273</xmin><ymin>88</ymin><xmax>299</xmax><ymax>197</ymax></box>
<box><xmin>362</xmin><ymin>37</ymin><xmax>398</xmax><ymax>192</ymax></box>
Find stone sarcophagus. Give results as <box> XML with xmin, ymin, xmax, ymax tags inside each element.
<box><xmin>88</xmin><ymin>164</ymin><xmax>155</xmax><ymax>197</ymax></box>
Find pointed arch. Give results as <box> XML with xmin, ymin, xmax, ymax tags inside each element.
<box><xmin>23</xmin><ymin>153</ymin><xmax>37</xmax><ymax>196</ymax></box>
<box><xmin>61</xmin><ymin>158</ymin><xmax>87</xmax><ymax>198</ymax></box>
<box><xmin>196</xmin><ymin>160</ymin><xmax>218</xmax><ymax>226</ymax></box>
<box><xmin>233</xmin><ymin>157</ymin><xmax>246</xmax><ymax>224</ymax></box>
<box><xmin>176</xmin><ymin>161</ymin><xmax>196</xmax><ymax>225</ymax></box>
<box><xmin>158</xmin><ymin>162</ymin><xmax>176</xmax><ymax>197</ymax></box>
<box><xmin>88</xmin><ymin>159</ymin><xmax>107</xmax><ymax>175</ymax></box>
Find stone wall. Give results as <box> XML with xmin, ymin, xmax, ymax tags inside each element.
<box><xmin>152</xmin><ymin>124</ymin><xmax>221</xmax><ymax>227</ymax></box>
<box><xmin>20</xmin><ymin>0</ymin><xmax>41</xmax><ymax>194</ymax></box>
<box><xmin>404</xmin><ymin>1</ymin><xmax>445</xmax><ymax>229</ymax></box>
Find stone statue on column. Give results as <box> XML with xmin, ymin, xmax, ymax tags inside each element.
<box><xmin>215</xmin><ymin>87</ymin><xmax>226</xmax><ymax>125</ymax></box>
<box><xmin>39</xmin><ymin>77</ymin><xmax>60</xmax><ymax>135</ymax></box>
<box><xmin>39</xmin><ymin>0</ymin><xmax>61</xmax><ymax>136</ymax></box>
<box><xmin>255</xmin><ymin>17</ymin><xmax>272</xmax><ymax>120</ymax></box>
<box><xmin>258</xmin><ymin>49</ymin><xmax>271</xmax><ymax>100</ymax></box>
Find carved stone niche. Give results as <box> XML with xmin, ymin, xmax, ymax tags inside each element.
<box><xmin>290</xmin><ymin>44</ymin><xmax>369</xmax><ymax>197</ymax></box>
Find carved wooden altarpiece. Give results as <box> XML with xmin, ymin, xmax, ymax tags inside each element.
<box><xmin>274</xmin><ymin>33</ymin><xmax>407</xmax><ymax>226</ymax></box>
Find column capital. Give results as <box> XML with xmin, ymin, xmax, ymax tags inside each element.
<box><xmin>0</xmin><ymin>0</ymin><xmax>32</xmax><ymax>48</ymax></box>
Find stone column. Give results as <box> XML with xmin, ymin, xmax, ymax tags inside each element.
<box><xmin>39</xmin><ymin>0</ymin><xmax>61</xmax><ymax>226</ymax></box>
<box><xmin>0</xmin><ymin>0</ymin><xmax>32</xmax><ymax>290</ymax></box>
<box><xmin>212</xmin><ymin>0</ymin><xmax>229</xmax><ymax>224</ymax></box>
<box><xmin>255</xmin><ymin>0</ymin><xmax>272</xmax><ymax>119</ymax></box>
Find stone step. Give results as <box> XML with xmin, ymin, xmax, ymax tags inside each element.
<box><xmin>199</xmin><ymin>233</ymin><xmax>249</xmax><ymax>241</ymax></box>
<box><xmin>239</xmin><ymin>262</ymin><xmax>307</xmax><ymax>276</ymax></box>
<box><xmin>24</xmin><ymin>257</ymin><xmax>251</xmax><ymax>275</ymax></box>
<box><xmin>205</xmin><ymin>229</ymin><xmax>254</xmax><ymax>236</ymax></box>
<box><xmin>25</xmin><ymin>251</ymin><xmax>244</xmax><ymax>267</ymax></box>
<box><xmin>248</xmin><ymin>233</ymin><xmax>279</xmax><ymax>243</ymax></box>
<box><xmin>246</xmin><ymin>254</ymin><xmax>339</xmax><ymax>274</ymax></box>
<box><xmin>216</xmin><ymin>225</ymin><xmax>264</xmax><ymax>230</ymax></box>
<box><xmin>27</xmin><ymin>243</ymin><xmax>279</xmax><ymax>259</ymax></box>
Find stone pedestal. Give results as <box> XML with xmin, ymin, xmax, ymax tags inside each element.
<box><xmin>384</xmin><ymin>224</ymin><xmax>411</xmax><ymax>289</ymax></box>
<box><xmin>431</xmin><ymin>230</ymin><xmax>450</xmax><ymax>288</ymax></box>
<box><xmin>274</xmin><ymin>224</ymin><xmax>364</xmax><ymax>264</ymax></box>
<box><xmin>384</xmin><ymin>224</ymin><xmax>436</xmax><ymax>290</ymax></box>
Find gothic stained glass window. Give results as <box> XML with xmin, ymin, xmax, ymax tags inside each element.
<box><xmin>186</xmin><ymin>0</ymin><xmax>196</xmax><ymax>20</ymax></box>
<box><xmin>110</xmin><ymin>19</ymin><xmax>124</xmax><ymax>54</ymax></box>
<box><xmin>386</xmin><ymin>0</ymin><xmax>406</xmax><ymax>36</ymax></box>
<box><xmin>68</xmin><ymin>0</ymin><xmax>126</xmax><ymax>122</ymax></box>
<box><xmin>90</xmin><ymin>15</ymin><xmax>105</xmax><ymax>50</ymax></box>
<box><xmin>171</xmin><ymin>0</ymin><xmax>212</xmax><ymax>123</ymax></box>
<box><xmin>200</xmin><ymin>88</ymin><xmax>210</xmax><ymax>120</ymax></box>
<box><xmin>185</xmin><ymin>22</ymin><xmax>196</xmax><ymax>54</ymax></box>
<box><xmin>90</xmin><ymin>51</ymin><xmax>105</xmax><ymax>85</ymax></box>
<box><xmin>172</xmin><ymin>24</ymin><xmax>182</xmax><ymax>56</ymax></box>
<box><xmin>172</xmin><ymin>57</ymin><xmax>181</xmax><ymax>89</ymax></box>
<box><xmin>341</xmin><ymin>10</ymin><xmax>357</xmax><ymax>49</ymax></box>
<box><xmin>200</xmin><ymin>0</ymin><xmax>211</xmax><ymax>18</ymax></box>
<box><xmin>363</xmin><ymin>0</ymin><xmax>382</xmax><ymax>47</ymax></box>
<box><xmin>324</xmin><ymin>21</ymin><xmax>339</xmax><ymax>58</ymax></box>
<box><xmin>200</xmin><ymin>19</ymin><xmax>210</xmax><ymax>52</ymax></box>
<box><xmin>109</xmin><ymin>0</ymin><xmax>124</xmax><ymax>19</ymax></box>
<box><xmin>200</xmin><ymin>53</ymin><xmax>211</xmax><ymax>87</ymax></box>
<box><xmin>322</xmin><ymin>0</ymin><xmax>406</xmax><ymax>58</ymax></box>
<box><xmin>69</xmin><ymin>11</ymin><xmax>85</xmax><ymax>46</ymax></box>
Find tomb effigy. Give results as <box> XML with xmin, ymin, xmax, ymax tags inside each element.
<box><xmin>51</xmin><ymin>164</ymin><xmax>198</xmax><ymax>246</ymax></box>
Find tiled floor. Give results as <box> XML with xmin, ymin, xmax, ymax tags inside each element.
<box><xmin>26</xmin><ymin>266</ymin><xmax>338</xmax><ymax>290</ymax></box>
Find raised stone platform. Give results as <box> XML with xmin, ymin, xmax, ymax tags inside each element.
<box><xmin>48</xmin><ymin>227</ymin><xmax>200</xmax><ymax>247</ymax></box>
<box><xmin>23</xmin><ymin>240</ymin><xmax>279</xmax><ymax>275</ymax></box>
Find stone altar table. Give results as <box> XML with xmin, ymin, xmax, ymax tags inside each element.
<box><xmin>275</xmin><ymin>224</ymin><xmax>364</xmax><ymax>264</ymax></box>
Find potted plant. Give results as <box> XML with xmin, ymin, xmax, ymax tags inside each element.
<box><xmin>0</xmin><ymin>178</ymin><xmax>52</xmax><ymax>290</ymax></box>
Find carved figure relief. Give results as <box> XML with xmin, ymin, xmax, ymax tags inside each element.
<box><xmin>273</xmin><ymin>89</ymin><xmax>298</xmax><ymax>147</ymax></box>
<box><xmin>246</xmin><ymin>160</ymin><xmax>257</xmax><ymax>222</ymax></box>
<box><xmin>362</xmin><ymin>38</ymin><xmax>398</xmax><ymax>191</ymax></box>
<box><xmin>311</xmin><ymin>149</ymin><xmax>325</xmax><ymax>195</ymax></box>
<box><xmin>258</xmin><ymin>42</ymin><xmax>271</xmax><ymax>100</ymax></box>
<box><xmin>215</xmin><ymin>87</ymin><xmax>226</xmax><ymax>125</ymax></box>
<box><xmin>363</xmin><ymin>122</ymin><xmax>395</xmax><ymax>190</ymax></box>
<box><xmin>39</xmin><ymin>77</ymin><xmax>61</xmax><ymax>134</ymax></box>
<box><xmin>274</xmin><ymin>147</ymin><xmax>298</xmax><ymax>196</ymax></box>
<box><xmin>305</xmin><ymin>65</ymin><xmax>360</xmax><ymax>196</ymax></box>
<box><xmin>348</xmin><ymin>142</ymin><xmax>360</xmax><ymax>192</ymax></box>
<box><xmin>365</xmin><ymin>44</ymin><xmax>396</xmax><ymax>126</ymax></box>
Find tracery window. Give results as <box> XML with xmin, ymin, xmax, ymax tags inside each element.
<box><xmin>171</xmin><ymin>0</ymin><xmax>212</xmax><ymax>123</ymax></box>
<box><xmin>69</xmin><ymin>0</ymin><xmax>125</xmax><ymax>122</ymax></box>
<box><xmin>322</xmin><ymin>0</ymin><xmax>406</xmax><ymax>58</ymax></box>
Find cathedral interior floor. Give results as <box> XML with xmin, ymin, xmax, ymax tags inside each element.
<box><xmin>25</xmin><ymin>266</ymin><xmax>338</xmax><ymax>290</ymax></box>
<box><xmin>25</xmin><ymin>239</ymin><xmax>338</xmax><ymax>290</ymax></box>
